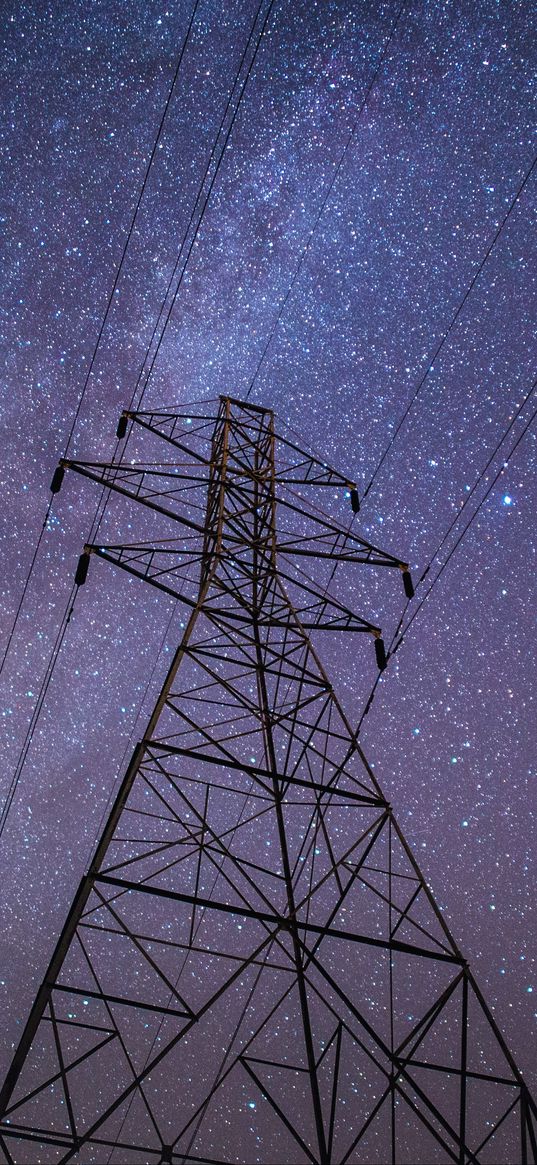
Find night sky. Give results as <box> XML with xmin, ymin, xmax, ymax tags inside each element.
<box><xmin>1</xmin><ymin>0</ymin><xmax>536</xmax><ymax>1139</ymax></box>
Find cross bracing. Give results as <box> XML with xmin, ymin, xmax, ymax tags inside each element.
<box><xmin>1</xmin><ymin>397</ymin><xmax>535</xmax><ymax>1165</ymax></box>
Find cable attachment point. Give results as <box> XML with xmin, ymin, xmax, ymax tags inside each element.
<box><xmin>374</xmin><ymin>636</ymin><xmax>387</xmax><ymax>671</ymax></box>
<box><xmin>74</xmin><ymin>550</ymin><xmax>91</xmax><ymax>587</ymax></box>
<box><xmin>116</xmin><ymin>413</ymin><xmax>128</xmax><ymax>440</ymax></box>
<box><xmin>50</xmin><ymin>465</ymin><xmax>65</xmax><ymax>494</ymax></box>
<box><xmin>349</xmin><ymin>487</ymin><xmax>360</xmax><ymax>513</ymax></box>
<box><xmin>401</xmin><ymin>568</ymin><xmax>415</xmax><ymax>599</ymax></box>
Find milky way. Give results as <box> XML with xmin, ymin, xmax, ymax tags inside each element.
<box><xmin>1</xmin><ymin>0</ymin><xmax>536</xmax><ymax>1119</ymax></box>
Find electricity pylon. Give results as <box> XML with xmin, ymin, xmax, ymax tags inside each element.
<box><xmin>1</xmin><ymin>397</ymin><xmax>535</xmax><ymax>1165</ymax></box>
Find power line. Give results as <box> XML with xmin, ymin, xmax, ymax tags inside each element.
<box><xmin>4</xmin><ymin>4</ymin><xmax>534</xmax><ymax>842</ymax></box>
<box><xmin>362</xmin><ymin>151</ymin><xmax>537</xmax><ymax>502</ymax></box>
<box><xmin>83</xmin><ymin>0</ymin><xmax>276</xmax><ymax>551</ymax></box>
<box><xmin>0</xmin><ymin>0</ymin><xmax>277</xmax><ymax>842</ymax></box>
<box><xmin>391</xmin><ymin>390</ymin><xmax>537</xmax><ymax>656</ymax></box>
<box><xmin>64</xmin><ymin>0</ymin><xmax>202</xmax><ymax>456</ymax></box>
<box><xmin>86</xmin><ymin>0</ymin><xmax>275</xmax><ymax>555</ymax></box>
<box><xmin>235</xmin><ymin>0</ymin><xmax>409</xmax><ymax>626</ymax></box>
<box><xmin>289</xmin><ymin>150</ymin><xmax>537</xmax><ymax>677</ymax></box>
<box><xmin>0</xmin><ymin>0</ymin><xmax>202</xmax><ymax>685</ymax></box>
<box><xmin>95</xmin><ymin>0</ymin><xmax>273</xmax><ymax>434</ymax></box>
<box><xmin>383</xmin><ymin>373</ymin><xmax>537</xmax><ymax>663</ymax></box>
<box><xmin>133</xmin><ymin>0</ymin><xmax>278</xmax><ymax>413</ymax></box>
<box><xmin>239</xmin><ymin>8</ymin><xmax>534</xmax><ymax>658</ymax></box>
<box><xmin>244</xmin><ymin>0</ymin><xmax>409</xmax><ymax>402</ymax></box>
<box><xmin>0</xmin><ymin>508</ymin><xmax>55</xmax><ymax>687</ymax></box>
<box><xmin>0</xmin><ymin>585</ymin><xmax>77</xmax><ymax>840</ymax></box>
<box><xmin>354</xmin><ymin>373</ymin><xmax>537</xmax><ymax>734</ymax></box>
<box><xmin>416</xmin><ymin>376</ymin><xmax>537</xmax><ymax>590</ymax></box>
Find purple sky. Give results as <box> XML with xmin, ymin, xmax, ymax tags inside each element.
<box><xmin>1</xmin><ymin>0</ymin><xmax>536</xmax><ymax>1126</ymax></box>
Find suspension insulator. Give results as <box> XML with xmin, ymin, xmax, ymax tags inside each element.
<box><xmin>50</xmin><ymin>465</ymin><xmax>65</xmax><ymax>494</ymax></box>
<box><xmin>374</xmin><ymin>637</ymin><xmax>387</xmax><ymax>671</ymax></box>
<box><xmin>116</xmin><ymin>414</ymin><xmax>128</xmax><ymax>439</ymax></box>
<box><xmin>75</xmin><ymin>551</ymin><xmax>90</xmax><ymax>587</ymax></box>
<box><xmin>402</xmin><ymin>569</ymin><xmax>415</xmax><ymax>599</ymax></box>
<box><xmin>350</xmin><ymin>488</ymin><xmax>360</xmax><ymax>513</ymax></box>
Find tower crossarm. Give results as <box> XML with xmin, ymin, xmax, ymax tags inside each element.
<box><xmin>275</xmin><ymin>492</ymin><xmax>406</xmax><ymax>570</ymax></box>
<box><xmin>117</xmin><ymin>409</ymin><xmax>214</xmax><ymax>466</ymax></box>
<box><xmin>62</xmin><ymin>458</ymin><xmax>208</xmax><ymax>533</ymax></box>
<box><xmin>118</xmin><ymin>407</ymin><xmax>358</xmax><ymax>490</ymax></box>
<box><xmin>273</xmin><ymin>430</ymin><xmax>356</xmax><ymax>489</ymax></box>
<box><xmin>5</xmin><ymin>395</ymin><xmax>536</xmax><ymax>1165</ymax></box>
<box><xmin>84</xmin><ymin>542</ymin><xmax>382</xmax><ymax>635</ymax></box>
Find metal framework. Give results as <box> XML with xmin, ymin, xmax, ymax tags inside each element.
<box><xmin>1</xmin><ymin>397</ymin><xmax>535</xmax><ymax>1164</ymax></box>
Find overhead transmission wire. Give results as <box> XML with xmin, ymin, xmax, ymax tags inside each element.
<box><xmin>276</xmin><ymin>144</ymin><xmax>537</xmax><ymax>735</ymax></box>
<box><xmin>0</xmin><ymin>0</ymin><xmax>202</xmax><ymax>686</ymax></box>
<box><xmin>283</xmin><ymin>145</ymin><xmax>537</xmax><ymax>730</ymax></box>
<box><xmin>354</xmin><ymin>373</ymin><xmax>537</xmax><ymax>734</ymax></box>
<box><xmin>0</xmin><ymin>0</ymin><xmax>203</xmax><ymax>836</ymax></box>
<box><xmin>244</xmin><ymin>0</ymin><xmax>409</xmax><ymax>403</ymax></box>
<box><xmin>59</xmin><ymin>0</ymin><xmax>279</xmax><ymax>863</ymax></box>
<box><xmin>4</xmin><ymin>1</ymin><xmax>534</xmax><ymax>828</ymax></box>
<box><xmin>240</xmin><ymin>0</ymin><xmax>409</xmax><ymax>709</ymax></box>
<box><xmin>86</xmin><ymin>0</ymin><xmax>277</xmax><ymax>841</ymax></box>
<box><xmin>391</xmin><ymin>380</ymin><xmax>537</xmax><ymax>656</ymax></box>
<box><xmin>13</xmin><ymin>0</ymin><xmax>394</xmax><ymax>820</ymax></box>
<box><xmin>238</xmin><ymin>8</ymin><xmax>535</xmax><ymax>726</ymax></box>
<box><xmin>276</xmin><ymin>146</ymin><xmax>536</xmax><ymax>506</ymax></box>
<box><xmin>362</xmin><ymin>150</ymin><xmax>537</xmax><ymax>502</ymax></box>
<box><xmin>240</xmin><ymin>14</ymin><xmax>536</xmax><ymax>737</ymax></box>
<box><xmin>280</xmin><ymin>141</ymin><xmax>537</xmax><ymax>605</ymax></box>
<box><xmin>408</xmin><ymin>376</ymin><xmax>537</xmax><ymax>598</ymax></box>
<box><xmin>0</xmin><ymin>585</ymin><xmax>78</xmax><ymax>838</ymax></box>
<box><xmin>129</xmin><ymin>0</ymin><xmax>279</xmax><ymax>414</ymax></box>
<box><xmin>86</xmin><ymin>0</ymin><xmax>276</xmax><ymax>546</ymax></box>
<box><xmin>77</xmin><ymin>0</ymin><xmax>277</xmax><ymax>834</ymax></box>
<box><xmin>347</xmin><ymin>154</ymin><xmax>537</xmax><ymax>730</ymax></box>
<box><xmin>0</xmin><ymin>0</ymin><xmax>277</xmax><ymax>843</ymax></box>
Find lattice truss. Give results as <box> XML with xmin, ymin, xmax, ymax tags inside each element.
<box><xmin>2</xmin><ymin>398</ymin><xmax>535</xmax><ymax>1165</ymax></box>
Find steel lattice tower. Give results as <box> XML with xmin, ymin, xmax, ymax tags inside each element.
<box><xmin>1</xmin><ymin>397</ymin><xmax>535</xmax><ymax>1165</ymax></box>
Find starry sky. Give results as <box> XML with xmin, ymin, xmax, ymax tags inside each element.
<box><xmin>1</xmin><ymin>0</ymin><xmax>536</xmax><ymax>1122</ymax></box>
